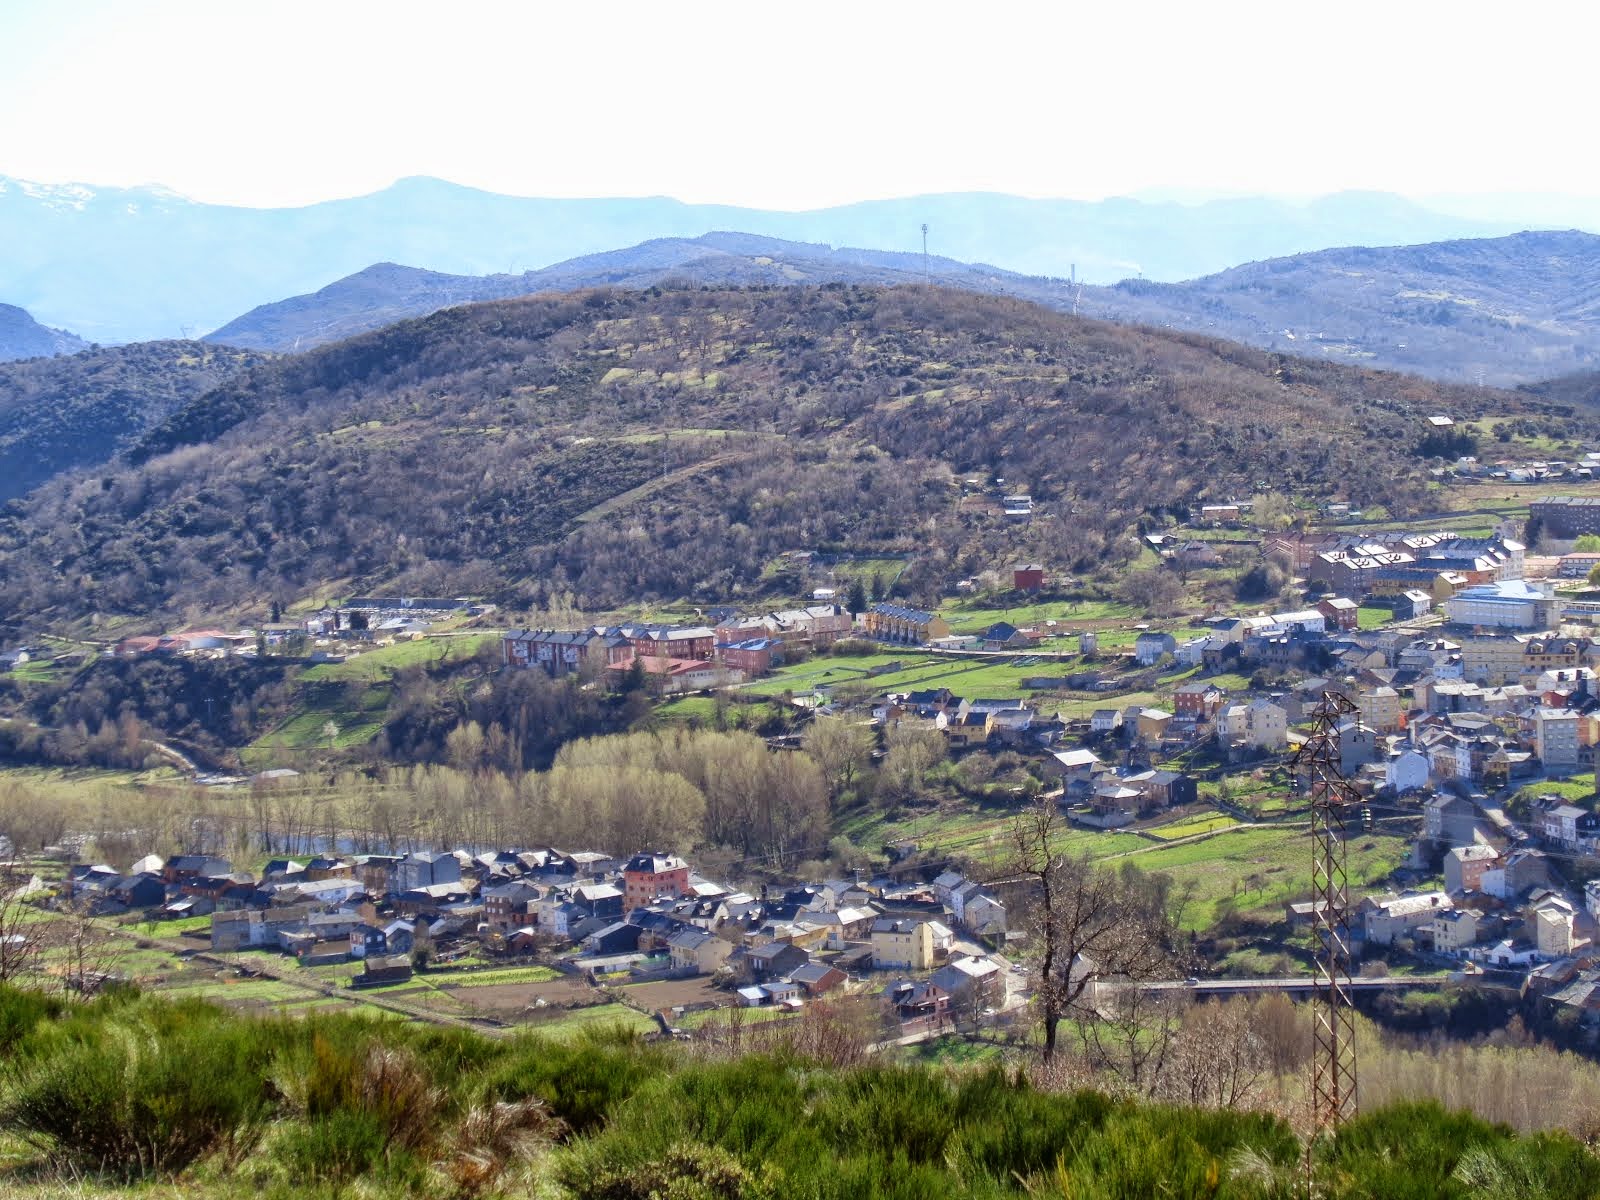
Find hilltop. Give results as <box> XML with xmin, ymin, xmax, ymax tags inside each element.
<box><xmin>204</xmin><ymin>233</ymin><xmax>1049</xmax><ymax>353</ymax></box>
<box><xmin>0</xmin><ymin>302</ymin><xmax>85</xmax><ymax>362</ymax></box>
<box><xmin>0</xmin><ymin>173</ymin><xmax>1519</xmax><ymax>343</ymax></box>
<box><xmin>0</xmin><ymin>284</ymin><xmax>1564</xmax><ymax>632</ymax></box>
<box><xmin>0</xmin><ymin>340</ymin><xmax>270</xmax><ymax>502</ymax></box>
<box><xmin>208</xmin><ymin>229</ymin><xmax>1600</xmax><ymax>384</ymax></box>
<box><xmin>1084</xmin><ymin>229</ymin><xmax>1600</xmax><ymax>385</ymax></box>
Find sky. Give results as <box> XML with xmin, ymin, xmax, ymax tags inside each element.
<box><xmin>4</xmin><ymin>0</ymin><xmax>1600</xmax><ymax>211</ymax></box>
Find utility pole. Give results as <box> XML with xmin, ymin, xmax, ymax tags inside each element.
<box><xmin>1292</xmin><ymin>692</ymin><xmax>1361</xmax><ymax>1154</ymax></box>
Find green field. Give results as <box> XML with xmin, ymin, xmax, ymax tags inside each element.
<box><xmin>1145</xmin><ymin>813</ymin><xmax>1240</xmax><ymax>841</ymax></box>
<box><xmin>936</xmin><ymin>598</ymin><xmax>1135</xmax><ymax>635</ymax></box>
<box><xmin>298</xmin><ymin>632</ymin><xmax>497</xmax><ymax>683</ymax></box>
<box><xmin>432</xmin><ymin>965</ymin><xmax>563</xmax><ymax>988</ymax></box>
<box><xmin>519</xmin><ymin>1002</ymin><xmax>658</xmax><ymax>1038</ymax></box>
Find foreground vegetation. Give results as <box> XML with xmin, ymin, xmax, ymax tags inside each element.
<box><xmin>0</xmin><ymin>984</ymin><xmax>1598</xmax><ymax>1199</ymax></box>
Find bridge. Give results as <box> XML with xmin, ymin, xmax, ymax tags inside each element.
<box><xmin>1132</xmin><ymin>972</ymin><xmax>1464</xmax><ymax>998</ymax></box>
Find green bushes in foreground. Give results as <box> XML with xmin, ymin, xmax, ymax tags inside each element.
<box><xmin>0</xmin><ymin>983</ymin><xmax>1597</xmax><ymax>1198</ymax></box>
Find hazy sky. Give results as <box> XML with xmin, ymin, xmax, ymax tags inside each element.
<box><xmin>4</xmin><ymin>0</ymin><xmax>1599</xmax><ymax>210</ymax></box>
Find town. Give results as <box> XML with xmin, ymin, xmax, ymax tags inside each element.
<box><xmin>16</xmin><ymin>488</ymin><xmax>1600</xmax><ymax>1041</ymax></box>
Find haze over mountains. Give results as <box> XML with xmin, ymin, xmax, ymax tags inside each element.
<box><xmin>0</xmin><ymin>175</ymin><xmax>1528</xmax><ymax>344</ymax></box>
<box><xmin>208</xmin><ymin>229</ymin><xmax>1600</xmax><ymax>386</ymax></box>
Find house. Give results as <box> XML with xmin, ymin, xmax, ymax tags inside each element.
<box><xmin>162</xmin><ymin>855</ymin><xmax>232</xmax><ymax>885</ymax></box>
<box><xmin>380</xmin><ymin>920</ymin><xmax>414</xmax><ymax>957</ymax></box>
<box><xmin>623</xmin><ymin>852</ymin><xmax>690</xmax><ymax>912</ymax></box>
<box><xmin>1395</xmin><ymin>589</ymin><xmax>1434</xmax><ymax>620</ymax></box>
<box><xmin>482</xmin><ymin>881</ymin><xmax>541</xmax><ymax>933</ymax></box>
<box><xmin>1245</xmin><ymin>699</ymin><xmax>1288</xmax><ymax>751</ymax></box>
<box><xmin>1532</xmin><ymin>895</ymin><xmax>1590</xmax><ymax>960</ymax></box>
<box><xmin>1049</xmin><ymin>747</ymin><xmax>1103</xmax><ymax>791</ymax></box>
<box><xmin>1359</xmin><ymin>686</ymin><xmax>1403</xmax><ymax>733</ymax></box>
<box><xmin>870</xmin><ymin>917</ymin><xmax>935</xmax><ymax>971</ymax></box>
<box><xmin>349</xmin><ymin>924</ymin><xmax>388</xmax><ymax>959</ymax></box>
<box><xmin>981</xmin><ymin>622</ymin><xmax>1034</xmax><ymax>651</ymax></box>
<box><xmin>1534</xmin><ymin>801</ymin><xmax>1598</xmax><ymax>851</ymax></box>
<box><xmin>109</xmin><ymin>873</ymin><xmax>167</xmax><ymax>910</ymax></box>
<box><xmin>354</xmin><ymin>954</ymin><xmax>414</xmax><ymax>988</ymax></box>
<box><xmin>584</xmin><ymin>921</ymin><xmax>643</xmax><ymax>956</ymax></box>
<box><xmin>787</xmin><ymin>961</ymin><xmax>847</xmax><ymax>997</ymax></box>
<box><xmin>1424</xmin><ymin>909</ymin><xmax>1483</xmax><ymax>956</ymax></box>
<box><xmin>862</xmin><ymin>603</ymin><xmax>951</xmax><ymax>646</ymax></box>
<box><xmin>718</xmin><ymin>638</ymin><xmax>778</xmax><ymax>677</ymax></box>
<box><xmin>392</xmin><ymin>852</ymin><xmax>462</xmax><ymax>895</ymax></box>
<box><xmin>1090</xmin><ymin>708</ymin><xmax>1123</xmax><ymax>735</ymax></box>
<box><xmin>1317</xmin><ymin>596</ymin><xmax>1361</xmax><ymax>632</ymax></box>
<box><xmin>1384</xmin><ymin>747</ymin><xmax>1430</xmax><ymax>794</ymax></box>
<box><xmin>1135</xmin><ymin>708</ymin><xmax>1174</xmax><ymax>746</ymax></box>
<box><xmin>1444</xmin><ymin>845</ymin><xmax>1501</xmax><ymax>894</ymax></box>
<box><xmin>927</xmin><ymin>955</ymin><xmax>1007</xmax><ymax>1012</ymax></box>
<box><xmin>1172</xmin><ymin>681</ymin><xmax>1225</xmax><ymax>723</ymax></box>
<box><xmin>668</xmin><ymin>927</ymin><xmax>733</xmax><ymax>975</ymax></box>
<box><xmin>1133</xmin><ymin>632</ymin><xmax>1177</xmax><ymax>666</ymax></box>
<box><xmin>573</xmin><ymin>882</ymin><xmax>625</xmax><ymax>921</ymax></box>
<box><xmin>1013</xmin><ymin>564</ymin><xmax>1046</xmax><ymax>592</ymax></box>
<box><xmin>734</xmin><ymin>940</ymin><xmax>810</xmax><ymax>983</ymax></box>
<box><xmin>1361</xmin><ymin>891</ymin><xmax>1452</xmax><ymax>946</ymax></box>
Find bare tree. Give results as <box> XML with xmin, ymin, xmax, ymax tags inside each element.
<box><xmin>1161</xmin><ymin>998</ymin><xmax>1269</xmax><ymax>1109</ymax></box>
<box><xmin>0</xmin><ymin>867</ymin><xmax>46</xmax><ymax>983</ymax></box>
<box><xmin>1006</xmin><ymin>793</ymin><xmax>1174</xmax><ymax>1061</ymax></box>
<box><xmin>1078</xmin><ymin>985</ymin><xmax>1184</xmax><ymax>1094</ymax></box>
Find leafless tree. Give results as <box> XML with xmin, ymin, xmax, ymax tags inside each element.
<box><xmin>1078</xmin><ymin>985</ymin><xmax>1184</xmax><ymax>1094</ymax></box>
<box><xmin>0</xmin><ymin>866</ymin><xmax>46</xmax><ymax>983</ymax></box>
<box><xmin>1160</xmin><ymin>998</ymin><xmax>1269</xmax><ymax>1109</ymax></box>
<box><xmin>1005</xmin><ymin>793</ymin><xmax>1174</xmax><ymax>1061</ymax></box>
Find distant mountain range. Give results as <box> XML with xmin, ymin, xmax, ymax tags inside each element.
<box><xmin>207</xmin><ymin>228</ymin><xmax>1600</xmax><ymax>385</ymax></box>
<box><xmin>0</xmin><ymin>303</ymin><xmax>85</xmax><ymax>362</ymax></box>
<box><xmin>0</xmin><ymin>175</ymin><xmax>1529</xmax><ymax>344</ymax></box>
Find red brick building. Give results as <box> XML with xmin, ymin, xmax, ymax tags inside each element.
<box><xmin>623</xmin><ymin>852</ymin><xmax>690</xmax><ymax>912</ymax></box>
<box><xmin>631</xmin><ymin>627</ymin><xmax>715</xmax><ymax>661</ymax></box>
<box><xmin>1012</xmin><ymin>564</ymin><xmax>1046</xmax><ymax>592</ymax></box>
<box><xmin>718</xmin><ymin>638</ymin><xmax>777</xmax><ymax>676</ymax></box>
<box><xmin>1317</xmin><ymin>596</ymin><xmax>1360</xmax><ymax>631</ymax></box>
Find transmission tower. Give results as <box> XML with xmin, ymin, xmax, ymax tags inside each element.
<box><xmin>921</xmin><ymin>223</ymin><xmax>930</xmax><ymax>283</ymax></box>
<box><xmin>1291</xmin><ymin>691</ymin><xmax>1362</xmax><ymax>1136</ymax></box>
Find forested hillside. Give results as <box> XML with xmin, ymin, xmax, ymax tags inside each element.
<box><xmin>0</xmin><ymin>340</ymin><xmax>269</xmax><ymax>501</ymax></box>
<box><xmin>0</xmin><ymin>285</ymin><xmax>1576</xmax><ymax>631</ymax></box>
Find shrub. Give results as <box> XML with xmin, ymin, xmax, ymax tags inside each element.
<box><xmin>276</xmin><ymin>1110</ymin><xmax>389</xmax><ymax>1191</ymax></box>
<box><xmin>0</xmin><ymin>1004</ymin><xmax>273</xmax><ymax>1176</ymax></box>
<box><xmin>483</xmin><ymin>1029</ymin><xmax>670</xmax><ymax>1135</ymax></box>
<box><xmin>0</xmin><ymin>983</ymin><xmax>62</xmax><ymax>1055</ymax></box>
<box><xmin>586</xmin><ymin>1140</ymin><xmax>778</xmax><ymax>1200</ymax></box>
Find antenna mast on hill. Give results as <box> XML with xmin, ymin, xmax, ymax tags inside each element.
<box><xmin>1292</xmin><ymin>692</ymin><xmax>1362</xmax><ymax>1140</ymax></box>
<box><xmin>921</xmin><ymin>223</ymin><xmax>930</xmax><ymax>283</ymax></box>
